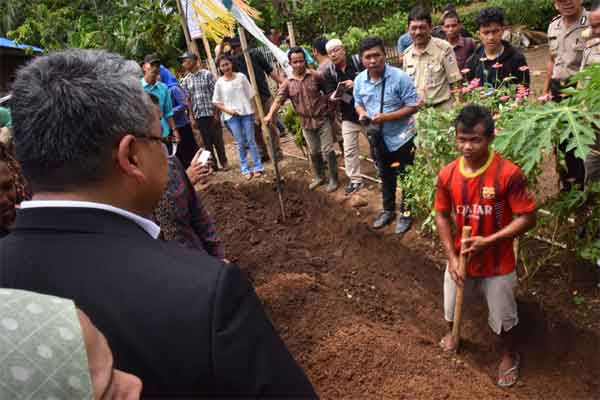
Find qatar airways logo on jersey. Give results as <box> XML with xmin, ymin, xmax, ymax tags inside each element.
<box><xmin>455</xmin><ymin>204</ymin><xmax>493</xmax><ymax>219</ymax></box>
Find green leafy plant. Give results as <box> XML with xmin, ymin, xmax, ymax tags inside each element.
<box><xmin>404</xmin><ymin>107</ymin><xmax>458</xmax><ymax>233</ymax></box>
<box><xmin>281</xmin><ymin>103</ymin><xmax>306</xmax><ymax>155</ymax></box>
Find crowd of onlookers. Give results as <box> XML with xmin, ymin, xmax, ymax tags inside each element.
<box><xmin>0</xmin><ymin>0</ymin><xmax>599</xmax><ymax>398</ymax></box>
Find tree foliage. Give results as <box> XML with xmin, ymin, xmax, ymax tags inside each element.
<box><xmin>2</xmin><ymin>0</ymin><xmax>185</xmax><ymax>64</ymax></box>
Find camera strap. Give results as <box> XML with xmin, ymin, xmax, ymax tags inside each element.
<box><xmin>379</xmin><ymin>66</ymin><xmax>386</xmax><ymax>135</ymax></box>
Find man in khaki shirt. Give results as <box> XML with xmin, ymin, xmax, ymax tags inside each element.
<box><xmin>545</xmin><ymin>0</ymin><xmax>589</xmax><ymax>190</ymax></box>
<box><xmin>403</xmin><ymin>6</ymin><xmax>462</xmax><ymax>108</ymax></box>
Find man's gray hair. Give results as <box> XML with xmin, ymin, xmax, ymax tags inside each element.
<box><xmin>11</xmin><ymin>49</ymin><xmax>153</xmax><ymax>191</ymax></box>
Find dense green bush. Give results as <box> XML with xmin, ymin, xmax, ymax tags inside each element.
<box><xmin>487</xmin><ymin>0</ymin><xmax>556</xmax><ymax>30</ymax></box>
<box><xmin>286</xmin><ymin>0</ymin><xmax>474</xmax><ymax>45</ymax></box>
<box><xmin>325</xmin><ymin>11</ymin><xmax>408</xmax><ymax>54</ymax></box>
<box><xmin>6</xmin><ymin>0</ymin><xmax>184</xmax><ymax>64</ymax></box>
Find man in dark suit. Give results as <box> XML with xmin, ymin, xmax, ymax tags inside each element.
<box><xmin>1</xmin><ymin>49</ymin><xmax>317</xmax><ymax>399</ymax></box>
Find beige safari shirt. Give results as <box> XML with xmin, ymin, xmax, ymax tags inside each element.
<box><xmin>548</xmin><ymin>9</ymin><xmax>590</xmax><ymax>80</ymax></box>
<box><xmin>581</xmin><ymin>38</ymin><xmax>600</xmax><ymax>70</ymax></box>
<box><xmin>403</xmin><ymin>37</ymin><xmax>462</xmax><ymax>106</ymax></box>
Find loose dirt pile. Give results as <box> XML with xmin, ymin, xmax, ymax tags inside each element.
<box><xmin>201</xmin><ymin>180</ymin><xmax>599</xmax><ymax>399</ymax></box>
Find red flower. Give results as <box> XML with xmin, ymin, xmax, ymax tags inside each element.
<box><xmin>499</xmin><ymin>95</ymin><xmax>510</xmax><ymax>102</ymax></box>
<box><xmin>492</xmin><ymin>63</ymin><xmax>503</xmax><ymax>69</ymax></box>
<box><xmin>468</xmin><ymin>78</ymin><xmax>481</xmax><ymax>89</ymax></box>
<box><xmin>518</xmin><ymin>65</ymin><xmax>529</xmax><ymax>72</ymax></box>
<box><xmin>461</xmin><ymin>68</ymin><xmax>471</xmax><ymax>75</ymax></box>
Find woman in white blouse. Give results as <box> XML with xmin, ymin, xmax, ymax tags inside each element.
<box><xmin>212</xmin><ymin>55</ymin><xmax>264</xmax><ymax>179</ymax></box>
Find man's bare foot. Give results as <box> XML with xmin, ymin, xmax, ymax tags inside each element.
<box><xmin>439</xmin><ymin>332</ymin><xmax>459</xmax><ymax>352</ymax></box>
<box><xmin>497</xmin><ymin>352</ymin><xmax>520</xmax><ymax>387</ymax></box>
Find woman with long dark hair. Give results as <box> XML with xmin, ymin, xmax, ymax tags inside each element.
<box><xmin>212</xmin><ymin>55</ymin><xmax>264</xmax><ymax>180</ymax></box>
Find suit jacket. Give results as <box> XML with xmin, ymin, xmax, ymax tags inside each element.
<box><xmin>0</xmin><ymin>207</ymin><xmax>317</xmax><ymax>399</ymax></box>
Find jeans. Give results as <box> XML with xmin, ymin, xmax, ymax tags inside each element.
<box><xmin>227</xmin><ymin>114</ymin><xmax>264</xmax><ymax>175</ymax></box>
<box><xmin>381</xmin><ymin>139</ymin><xmax>415</xmax><ymax>212</ymax></box>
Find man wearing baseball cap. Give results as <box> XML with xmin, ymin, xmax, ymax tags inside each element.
<box><xmin>141</xmin><ymin>54</ymin><xmax>179</xmax><ymax>141</ymax></box>
<box><xmin>179</xmin><ymin>51</ymin><xmax>229</xmax><ymax>170</ymax></box>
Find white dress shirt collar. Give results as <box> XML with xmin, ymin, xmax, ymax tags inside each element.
<box><xmin>19</xmin><ymin>200</ymin><xmax>161</xmax><ymax>239</ymax></box>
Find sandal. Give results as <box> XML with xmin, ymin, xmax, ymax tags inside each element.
<box><xmin>497</xmin><ymin>353</ymin><xmax>520</xmax><ymax>388</ymax></box>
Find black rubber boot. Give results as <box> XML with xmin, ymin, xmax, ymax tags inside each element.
<box><xmin>309</xmin><ymin>153</ymin><xmax>326</xmax><ymax>190</ymax></box>
<box><xmin>326</xmin><ymin>151</ymin><xmax>339</xmax><ymax>193</ymax></box>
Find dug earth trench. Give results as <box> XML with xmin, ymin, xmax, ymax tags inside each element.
<box><xmin>201</xmin><ymin>179</ymin><xmax>599</xmax><ymax>400</ymax></box>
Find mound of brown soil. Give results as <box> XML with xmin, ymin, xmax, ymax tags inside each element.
<box><xmin>200</xmin><ymin>180</ymin><xmax>599</xmax><ymax>399</ymax></box>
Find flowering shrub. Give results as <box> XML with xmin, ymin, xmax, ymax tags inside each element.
<box><xmin>406</xmin><ymin>66</ymin><xmax>600</xmax><ymax>279</ymax></box>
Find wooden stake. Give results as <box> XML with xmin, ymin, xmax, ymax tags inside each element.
<box><xmin>451</xmin><ymin>226</ymin><xmax>472</xmax><ymax>349</ymax></box>
<box><xmin>238</xmin><ymin>26</ymin><xmax>286</xmax><ymax>221</ymax></box>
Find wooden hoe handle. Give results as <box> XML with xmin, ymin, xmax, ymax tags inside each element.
<box><xmin>450</xmin><ymin>226</ymin><xmax>472</xmax><ymax>349</ymax></box>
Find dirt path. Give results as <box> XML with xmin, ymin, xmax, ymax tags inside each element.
<box><xmin>200</xmin><ymin>177</ymin><xmax>599</xmax><ymax>399</ymax></box>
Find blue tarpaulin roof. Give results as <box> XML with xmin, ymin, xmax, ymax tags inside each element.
<box><xmin>0</xmin><ymin>37</ymin><xmax>43</xmax><ymax>53</ymax></box>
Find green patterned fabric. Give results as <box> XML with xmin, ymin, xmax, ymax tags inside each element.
<box><xmin>0</xmin><ymin>289</ymin><xmax>93</xmax><ymax>399</ymax></box>
<box><xmin>0</xmin><ymin>107</ymin><xmax>11</xmax><ymax>128</ymax></box>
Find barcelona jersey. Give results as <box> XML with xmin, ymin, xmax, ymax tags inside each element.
<box><xmin>435</xmin><ymin>152</ymin><xmax>536</xmax><ymax>277</ymax></box>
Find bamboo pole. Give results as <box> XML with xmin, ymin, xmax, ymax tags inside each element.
<box><xmin>238</xmin><ymin>26</ymin><xmax>286</xmax><ymax>221</ymax></box>
<box><xmin>199</xmin><ymin>35</ymin><xmax>218</xmax><ymax>76</ymax></box>
<box><xmin>287</xmin><ymin>21</ymin><xmax>296</xmax><ymax>47</ymax></box>
<box><xmin>175</xmin><ymin>0</ymin><xmax>200</xmax><ymax>56</ymax></box>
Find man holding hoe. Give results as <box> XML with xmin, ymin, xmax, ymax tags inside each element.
<box><xmin>435</xmin><ymin>105</ymin><xmax>537</xmax><ymax>388</ymax></box>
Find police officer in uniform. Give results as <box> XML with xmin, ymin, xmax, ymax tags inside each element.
<box><xmin>545</xmin><ymin>0</ymin><xmax>589</xmax><ymax>190</ymax></box>
<box><xmin>580</xmin><ymin>6</ymin><xmax>600</xmax><ymax>73</ymax></box>
<box><xmin>580</xmin><ymin>7</ymin><xmax>600</xmax><ymax>184</ymax></box>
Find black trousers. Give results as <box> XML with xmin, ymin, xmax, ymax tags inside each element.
<box><xmin>381</xmin><ymin>138</ymin><xmax>415</xmax><ymax>212</ymax></box>
<box><xmin>551</xmin><ymin>79</ymin><xmax>586</xmax><ymax>189</ymax></box>
<box><xmin>196</xmin><ymin>117</ymin><xmax>228</xmax><ymax>169</ymax></box>
<box><xmin>175</xmin><ymin>124</ymin><xmax>199</xmax><ymax>169</ymax></box>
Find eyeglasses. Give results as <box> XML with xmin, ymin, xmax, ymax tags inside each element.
<box><xmin>328</xmin><ymin>46</ymin><xmax>344</xmax><ymax>54</ymax></box>
<box><xmin>135</xmin><ymin>135</ymin><xmax>179</xmax><ymax>158</ymax></box>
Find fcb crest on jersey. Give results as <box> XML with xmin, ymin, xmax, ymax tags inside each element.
<box><xmin>482</xmin><ymin>186</ymin><xmax>496</xmax><ymax>200</ymax></box>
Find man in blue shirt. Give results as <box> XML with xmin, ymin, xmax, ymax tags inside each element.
<box><xmin>141</xmin><ymin>54</ymin><xmax>179</xmax><ymax>141</ymax></box>
<box><xmin>354</xmin><ymin>36</ymin><xmax>420</xmax><ymax>234</ymax></box>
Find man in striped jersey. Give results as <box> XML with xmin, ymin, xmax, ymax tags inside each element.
<box><xmin>435</xmin><ymin>104</ymin><xmax>537</xmax><ymax>388</ymax></box>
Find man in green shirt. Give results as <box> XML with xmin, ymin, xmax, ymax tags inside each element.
<box><xmin>141</xmin><ymin>54</ymin><xmax>179</xmax><ymax>140</ymax></box>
